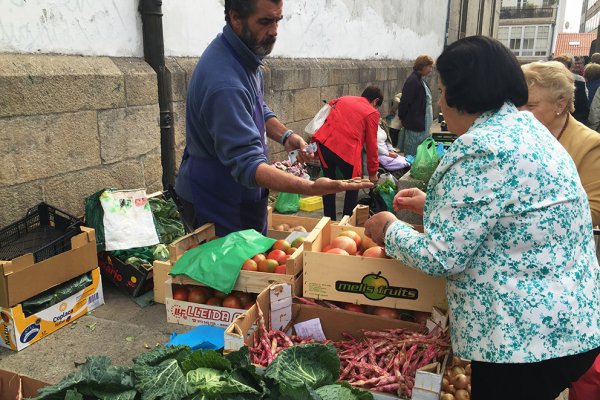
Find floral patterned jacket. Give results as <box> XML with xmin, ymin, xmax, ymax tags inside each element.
<box><xmin>385</xmin><ymin>102</ymin><xmax>600</xmax><ymax>363</ymax></box>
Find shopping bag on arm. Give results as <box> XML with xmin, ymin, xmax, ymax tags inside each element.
<box><xmin>410</xmin><ymin>137</ymin><xmax>440</xmax><ymax>183</ymax></box>
<box><xmin>169</xmin><ymin>229</ymin><xmax>276</xmax><ymax>294</ymax></box>
<box><xmin>304</xmin><ymin>100</ymin><xmax>338</xmax><ymax>137</ymax></box>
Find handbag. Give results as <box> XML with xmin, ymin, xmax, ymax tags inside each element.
<box><xmin>304</xmin><ymin>102</ymin><xmax>333</xmax><ymax>137</ymax></box>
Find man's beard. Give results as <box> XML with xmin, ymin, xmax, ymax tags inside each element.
<box><xmin>240</xmin><ymin>23</ymin><xmax>276</xmax><ymax>58</ymax></box>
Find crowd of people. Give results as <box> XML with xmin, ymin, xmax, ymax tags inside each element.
<box><xmin>174</xmin><ymin>1</ymin><xmax>600</xmax><ymax>398</ymax></box>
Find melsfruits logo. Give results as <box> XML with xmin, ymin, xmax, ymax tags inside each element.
<box><xmin>335</xmin><ymin>272</ymin><xmax>418</xmax><ymax>301</ymax></box>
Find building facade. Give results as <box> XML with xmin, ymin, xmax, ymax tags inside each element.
<box><xmin>446</xmin><ymin>0</ymin><xmax>502</xmax><ymax>45</ymax></box>
<box><xmin>497</xmin><ymin>0</ymin><xmax>559</xmax><ymax>62</ymax></box>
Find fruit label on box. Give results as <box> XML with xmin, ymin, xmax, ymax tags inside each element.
<box><xmin>166</xmin><ymin>299</ymin><xmax>245</xmax><ymax>329</ymax></box>
<box><xmin>335</xmin><ymin>271</ymin><xmax>419</xmax><ymax>301</ymax></box>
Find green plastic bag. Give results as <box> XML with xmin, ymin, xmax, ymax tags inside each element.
<box><xmin>274</xmin><ymin>192</ymin><xmax>300</xmax><ymax>213</ymax></box>
<box><xmin>410</xmin><ymin>137</ymin><xmax>440</xmax><ymax>183</ymax></box>
<box><xmin>168</xmin><ymin>229</ymin><xmax>276</xmax><ymax>294</ymax></box>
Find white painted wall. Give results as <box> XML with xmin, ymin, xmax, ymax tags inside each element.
<box><xmin>1</xmin><ymin>0</ymin><xmax>448</xmax><ymax>60</ymax></box>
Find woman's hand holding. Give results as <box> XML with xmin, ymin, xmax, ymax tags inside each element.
<box><xmin>394</xmin><ymin>188</ymin><xmax>426</xmax><ymax>215</ymax></box>
<box><xmin>364</xmin><ymin>211</ymin><xmax>398</xmax><ymax>247</ymax></box>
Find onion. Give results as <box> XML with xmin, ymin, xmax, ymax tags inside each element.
<box><xmin>442</xmin><ymin>377</ymin><xmax>450</xmax><ymax>391</ymax></box>
<box><xmin>452</xmin><ymin>374</ymin><xmax>469</xmax><ymax>390</ymax></box>
<box><xmin>464</xmin><ymin>363</ymin><xmax>472</xmax><ymax>375</ymax></box>
<box><xmin>455</xmin><ymin>389</ymin><xmax>470</xmax><ymax>400</ymax></box>
<box><xmin>452</xmin><ymin>355</ymin><xmax>462</xmax><ymax>366</ymax></box>
<box><xmin>440</xmin><ymin>393</ymin><xmax>455</xmax><ymax>400</ymax></box>
<box><xmin>451</xmin><ymin>365</ymin><xmax>466</xmax><ymax>377</ymax></box>
<box><xmin>446</xmin><ymin>384</ymin><xmax>456</xmax><ymax>394</ymax></box>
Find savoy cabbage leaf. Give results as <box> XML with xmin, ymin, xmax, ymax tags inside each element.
<box><xmin>315</xmin><ymin>382</ymin><xmax>374</xmax><ymax>400</ymax></box>
<box><xmin>133</xmin><ymin>358</ymin><xmax>192</xmax><ymax>400</ymax></box>
<box><xmin>133</xmin><ymin>344</ymin><xmax>191</xmax><ymax>368</ymax></box>
<box><xmin>186</xmin><ymin>367</ymin><xmax>261</xmax><ymax>399</ymax></box>
<box><xmin>181</xmin><ymin>349</ymin><xmax>232</xmax><ymax>374</ymax></box>
<box><xmin>263</xmin><ymin>343</ymin><xmax>340</xmax><ymax>400</ymax></box>
<box><xmin>33</xmin><ymin>356</ymin><xmax>136</xmax><ymax>400</ymax></box>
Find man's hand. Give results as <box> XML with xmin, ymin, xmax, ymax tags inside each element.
<box><xmin>394</xmin><ymin>188</ymin><xmax>426</xmax><ymax>215</ymax></box>
<box><xmin>368</xmin><ymin>175</ymin><xmax>378</xmax><ymax>183</ymax></box>
<box><xmin>308</xmin><ymin>177</ymin><xmax>373</xmax><ymax>196</ymax></box>
<box><xmin>285</xmin><ymin>133</ymin><xmax>314</xmax><ymax>163</ymax></box>
<box><xmin>364</xmin><ymin>211</ymin><xmax>398</xmax><ymax>247</ymax></box>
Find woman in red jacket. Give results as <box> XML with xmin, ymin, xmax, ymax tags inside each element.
<box><xmin>312</xmin><ymin>86</ymin><xmax>381</xmax><ymax>220</ymax></box>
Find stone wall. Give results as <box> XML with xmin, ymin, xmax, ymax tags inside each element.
<box><xmin>0</xmin><ymin>54</ymin><xmax>438</xmax><ymax>227</ymax></box>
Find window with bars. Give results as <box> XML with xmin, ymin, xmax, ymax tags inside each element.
<box><xmin>497</xmin><ymin>25</ymin><xmax>551</xmax><ymax>57</ymax></box>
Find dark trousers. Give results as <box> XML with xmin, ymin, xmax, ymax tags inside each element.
<box><xmin>470</xmin><ymin>346</ymin><xmax>600</xmax><ymax>400</ymax></box>
<box><xmin>318</xmin><ymin>143</ymin><xmax>358</xmax><ymax>221</ymax></box>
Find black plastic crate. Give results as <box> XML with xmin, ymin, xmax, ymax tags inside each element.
<box><xmin>0</xmin><ymin>203</ymin><xmax>82</xmax><ymax>263</ymax></box>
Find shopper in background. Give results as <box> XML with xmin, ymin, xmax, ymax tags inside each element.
<box><xmin>554</xmin><ymin>54</ymin><xmax>590</xmax><ymax>124</ymax></box>
<box><xmin>311</xmin><ymin>86</ymin><xmax>381</xmax><ymax>220</ymax></box>
<box><xmin>584</xmin><ymin>62</ymin><xmax>600</xmax><ymax>106</ymax></box>
<box><xmin>386</xmin><ymin>92</ymin><xmax>404</xmax><ymax>151</ymax></box>
<box><xmin>364</xmin><ymin>36</ymin><xmax>600</xmax><ymax>400</ymax></box>
<box><xmin>175</xmin><ymin>0</ymin><xmax>372</xmax><ymax>236</ymax></box>
<box><xmin>521</xmin><ymin>61</ymin><xmax>600</xmax><ymax>227</ymax></box>
<box><xmin>397</xmin><ymin>55</ymin><xmax>434</xmax><ymax>157</ymax></box>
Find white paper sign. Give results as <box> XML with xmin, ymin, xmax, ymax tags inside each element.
<box><xmin>293</xmin><ymin>318</ymin><xmax>326</xmax><ymax>341</ymax></box>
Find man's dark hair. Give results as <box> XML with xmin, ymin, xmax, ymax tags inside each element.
<box><xmin>225</xmin><ymin>0</ymin><xmax>280</xmax><ymax>23</ymax></box>
<box><xmin>361</xmin><ymin>85</ymin><xmax>384</xmax><ymax>107</ymax></box>
<box><xmin>436</xmin><ymin>36</ymin><xmax>528</xmax><ymax>114</ymax></box>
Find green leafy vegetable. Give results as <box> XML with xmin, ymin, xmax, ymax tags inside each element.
<box><xmin>315</xmin><ymin>382</ymin><xmax>374</xmax><ymax>400</ymax></box>
<box><xmin>186</xmin><ymin>368</ymin><xmax>261</xmax><ymax>399</ymax></box>
<box><xmin>264</xmin><ymin>343</ymin><xmax>340</xmax><ymax>400</ymax></box>
<box><xmin>182</xmin><ymin>349</ymin><xmax>232</xmax><ymax>374</ymax></box>
<box><xmin>33</xmin><ymin>355</ymin><xmax>136</xmax><ymax>400</ymax></box>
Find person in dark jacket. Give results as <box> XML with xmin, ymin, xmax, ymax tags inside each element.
<box><xmin>584</xmin><ymin>62</ymin><xmax>600</xmax><ymax>107</ymax></box>
<box><xmin>554</xmin><ymin>54</ymin><xmax>590</xmax><ymax>124</ymax></box>
<box><xmin>397</xmin><ymin>55</ymin><xmax>434</xmax><ymax>157</ymax></box>
<box><xmin>175</xmin><ymin>0</ymin><xmax>372</xmax><ymax>236</ymax></box>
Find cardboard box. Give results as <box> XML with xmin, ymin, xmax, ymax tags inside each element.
<box><xmin>302</xmin><ymin>224</ymin><xmax>446</xmax><ymax>313</ymax></box>
<box><xmin>0</xmin><ymin>226</ymin><xmax>98</xmax><ymax>308</ymax></box>
<box><xmin>0</xmin><ymin>369</ymin><xmax>49</xmax><ymax>400</ymax></box>
<box><xmin>164</xmin><ymin>277</ymin><xmax>248</xmax><ymax>328</ymax></box>
<box><xmin>0</xmin><ymin>268</ymin><xmax>104</xmax><ymax>351</ymax></box>
<box><xmin>225</xmin><ymin>284</ymin><xmax>448</xmax><ymax>399</ymax></box>
<box><xmin>98</xmin><ymin>252</ymin><xmax>154</xmax><ymax>297</ymax></box>
<box><xmin>152</xmin><ymin>260</ymin><xmax>172</xmax><ymax>304</ymax></box>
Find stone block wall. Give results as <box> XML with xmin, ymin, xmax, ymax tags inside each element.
<box><xmin>0</xmin><ymin>54</ymin><xmax>161</xmax><ymax>227</ymax></box>
<box><xmin>0</xmin><ymin>54</ymin><xmax>438</xmax><ymax>227</ymax></box>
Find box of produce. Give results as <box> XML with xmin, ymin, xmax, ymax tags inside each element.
<box><xmin>225</xmin><ymin>283</ymin><xmax>450</xmax><ymax>399</ymax></box>
<box><xmin>95</xmin><ymin>193</ymin><xmax>185</xmax><ymax>297</ymax></box>
<box><xmin>302</xmin><ymin>224</ymin><xmax>446</xmax><ymax>313</ymax></box>
<box><xmin>165</xmin><ymin>219</ymin><xmax>330</xmax><ymax>299</ymax></box>
<box><xmin>267</xmin><ymin>206</ymin><xmax>329</xmax><ymax>240</ymax></box>
<box><xmin>0</xmin><ymin>267</ymin><xmax>104</xmax><ymax>351</ymax></box>
<box><xmin>0</xmin><ymin>225</ymin><xmax>97</xmax><ymax>309</ymax></box>
<box><xmin>164</xmin><ymin>277</ymin><xmax>256</xmax><ymax>328</ymax></box>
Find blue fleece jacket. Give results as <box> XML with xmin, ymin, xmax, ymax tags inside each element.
<box><xmin>175</xmin><ymin>25</ymin><xmax>276</xmax><ymax>202</ymax></box>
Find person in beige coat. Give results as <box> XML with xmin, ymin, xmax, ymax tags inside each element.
<box><xmin>522</xmin><ymin>61</ymin><xmax>600</xmax><ymax>227</ymax></box>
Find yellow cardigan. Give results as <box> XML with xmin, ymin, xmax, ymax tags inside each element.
<box><xmin>559</xmin><ymin>115</ymin><xmax>600</xmax><ymax>227</ymax></box>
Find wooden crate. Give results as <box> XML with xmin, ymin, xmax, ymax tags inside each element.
<box><xmin>338</xmin><ymin>204</ymin><xmax>370</xmax><ymax>227</ymax></box>
<box><xmin>302</xmin><ymin>224</ymin><xmax>446</xmax><ymax>312</ymax></box>
<box><xmin>267</xmin><ymin>206</ymin><xmax>328</xmax><ymax>240</ymax></box>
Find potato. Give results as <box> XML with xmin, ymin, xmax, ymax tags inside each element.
<box><xmin>291</xmin><ymin>225</ymin><xmax>307</xmax><ymax>232</ymax></box>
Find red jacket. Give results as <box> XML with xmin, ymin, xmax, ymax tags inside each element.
<box><xmin>312</xmin><ymin>96</ymin><xmax>379</xmax><ymax>177</ymax></box>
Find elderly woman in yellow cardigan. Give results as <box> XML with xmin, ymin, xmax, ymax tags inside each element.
<box><xmin>522</xmin><ymin>61</ymin><xmax>600</xmax><ymax>227</ymax></box>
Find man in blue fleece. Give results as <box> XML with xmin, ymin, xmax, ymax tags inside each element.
<box><xmin>175</xmin><ymin>0</ymin><xmax>372</xmax><ymax>236</ymax></box>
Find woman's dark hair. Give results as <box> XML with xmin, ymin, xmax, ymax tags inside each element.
<box><xmin>436</xmin><ymin>36</ymin><xmax>528</xmax><ymax>114</ymax></box>
<box><xmin>225</xmin><ymin>0</ymin><xmax>281</xmax><ymax>23</ymax></box>
<box><xmin>361</xmin><ymin>85</ymin><xmax>384</xmax><ymax>107</ymax></box>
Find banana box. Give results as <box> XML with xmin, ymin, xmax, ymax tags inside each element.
<box><xmin>0</xmin><ymin>268</ymin><xmax>104</xmax><ymax>351</ymax></box>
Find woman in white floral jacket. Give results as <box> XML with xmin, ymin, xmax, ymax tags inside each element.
<box><xmin>365</xmin><ymin>36</ymin><xmax>600</xmax><ymax>400</ymax></box>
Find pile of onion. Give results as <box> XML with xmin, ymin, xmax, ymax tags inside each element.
<box><xmin>440</xmin><ymin>356</ymin><xmax>471</xmax><ymax>400</ymax></box>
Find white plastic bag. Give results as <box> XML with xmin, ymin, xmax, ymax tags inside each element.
<box><xmin>304</xmin><ymin>103</ymin><xmax>332</xmax><ymax>137</ymax></box>
<box><xmin>100</xmin><ymin>189</ymin><xmax>160</xmax><ymax>251</ymax></box>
